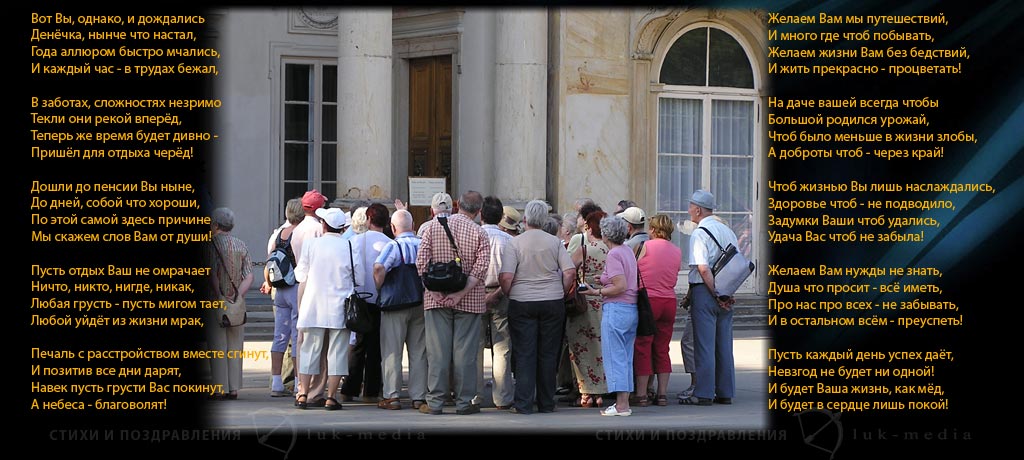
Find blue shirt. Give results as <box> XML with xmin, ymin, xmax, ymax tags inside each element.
<box><xmin>376</xmin><ymin>232</ymin><xmax>421</xmax><ymax>272</ymax></box>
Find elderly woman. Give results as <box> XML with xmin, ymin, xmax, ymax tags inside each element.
<box><xmin>259</xmin><ymin>198</ymin><xmax>304</xmax><ymax>397</ymax></box>
<box><xmin>294</xmin><ymin>208</ymin><xmax>360</xmax><ymax>410</ymax></box>
<box><xmin>207</xmin><ymin>208</ymin><xmax>254</xmax><ymax>400</ymax></box>
<box><xmin>566</xmin><ymin>209</ymin><xmax>609</xmax><ymax>408</ymax></box>
<box><xmin>584</xmin><ymin>215</ymin><xmax>638</xmax><ymax>416</ymax></box>
<box><xmin>499</xmin><ymin>200</ymin><xmax>577</xmax><ymax>414</ymax></box>
<box><xmin>559</xmin><ymin>212</ymin><xmax>577</xmax><ymax>248</ymax></box>
<box><xmin>632</xmin><ymin>214</ymin><xmax>682</xmax><ymax>407</ymax></box>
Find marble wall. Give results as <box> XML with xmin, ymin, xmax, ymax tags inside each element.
<box><xmin>552</xmin><ymin>9</ymin><xmax>633</xmax><ymax>214</ymax></box>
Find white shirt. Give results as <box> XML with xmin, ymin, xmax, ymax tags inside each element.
<box><xmin>688</xmin><ymin>217</ymin><xmax>738</xmax><ymax>284</ymax></box>
<box><xmin>295</xmin><ymin>233</ymin><xmax>361</xmax><ymax>329</ymax></box>
<box><xmin>291</xmin><ymin>215</ymin><xmax>322</xmax><ymax>264</ymax></box>
<box><xmin>266</xmin><ymin>221</ymin><xmax>291</xmax><ymax>257</ymax></box>
<box><xmin>351</xmin><ymin>230</ymin><xmax>392</xmax><ymax>304</ymax></box>
<box><xmin>481</xmin><ymin>224</ymin><xmax>512</xmax><ymax>288</ymax></box>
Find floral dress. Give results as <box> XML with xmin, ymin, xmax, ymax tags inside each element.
<box><xmin>565</xmin><ymin>234</ymin><xmax>609</xmax><ymax>395</ymax></box>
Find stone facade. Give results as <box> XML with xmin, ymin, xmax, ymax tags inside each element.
<box><xmin>214</xmin><ymin>7</ymin><xmax>768</xmax><ymax>294</ymax></box>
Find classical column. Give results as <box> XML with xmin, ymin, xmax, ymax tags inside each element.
<box><xmin>494</xmin><ymin>9</ymin><xmax>547</xmax><ymax>207</ymax></box>
<box><xmin>337</xmin><ymin>9</ymin><xmax>392</xmax><ymax>203</ymax></box>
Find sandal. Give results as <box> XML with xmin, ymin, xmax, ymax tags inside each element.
<box><xmin>574</xmin><ymin>394</ymin><xmax>595</xmax><ymax>408</ymax></box>
<box><xmin>295</xmin><ymin>394</ymin><xmax>308</xmax><ymax>410</ymax></box>
<box><xmin>412</xmin><ymin>400</ymin><xmax>427</xmax><ymax>410</ymax></box>
<box><xmin>678</xmin><ymin>396</ymin><xmax>712</xmax><ymax>406</ymax></box>
<box><xmin>324</xmin><ymin>397</ymin><xmax>342</xmax><ymax>411</ymax></box>
<box><xmin>630</xmin><ymin>395</ymin><xmax>650</xmax><ymax>407</ymax></box>
<box><xmin>377</xmin><ymin>398</ymin><xmax>402</xmax><ymax>410</ymax></box>
<box><xmin>594</xmin><ymin>396</ymin><xmax>604</xmax><ymax>407</ymax></box>
<box><xmin>656</xmin><ymin>395</ymin><xmax>669</xmax><ymax>406</ymax></box>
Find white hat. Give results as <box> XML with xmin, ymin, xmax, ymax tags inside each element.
<box><xmin>618</xmin><ymin>207</ymin><xmax>646</xmax><ymax>225</ymax></box>
<box><xmin>431</xmin><ymin>192</ymin><xmax>453</xmax><ymax>212</ymax></box>
<box><xmin>315</xmin><ymin>207</ymin><xmax>350</xmax><ymax>230</ymax></box>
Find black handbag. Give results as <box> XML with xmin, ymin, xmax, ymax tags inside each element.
<box><xmin>565</xmin><ymin>234</ymin><xmax>588</xmax><ymax>317</ymax></box>
<box><xmin>344</xmin><ymin>240</ymin><xmax>373</xmax><ymax>334</ymax></box>
<box><xmin>635</xmin><ymin>242</ymin><xmax>656</xmax><ymax>337</ymax></box>
<box><xmin>379</xmin><ymin>239</ymin><xmax>424</xmax><ymax>311</ymax></box>
<box><xmin>422</xmin><ymin>217</ymin><xmax>469</xmax><ymax>293</ymax></box>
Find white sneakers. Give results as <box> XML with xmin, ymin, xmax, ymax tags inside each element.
<box><xmin>601</xmin><ymin>405</ymin><xmax>632</xmax><ymax>416</ymax></box>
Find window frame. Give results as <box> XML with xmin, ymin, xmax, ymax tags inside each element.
<box><xmin>653</xmin><ymin>24</ymin><xmax>761</xmax><ymax>276</ymax></box>
<box><xmin>279</xmin><ymin>58</ymin><xmax>337</xmax><ymax>217</ymax></box>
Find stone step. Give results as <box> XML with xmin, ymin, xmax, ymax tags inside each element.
<box><xmin>673</xmin><ymin>293</ymin><xmax>768</xmax><ymax>331</ymax></box>
<box><xmin>243</xmin><ymin>288</ymin><xmax>276</xmax><ymax>342</ymax></box>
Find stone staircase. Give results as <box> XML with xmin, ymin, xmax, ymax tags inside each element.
<box><xmin>673</xmin><ymin>292</ymin><xmax>768</xmax><ymax>331</ymax></box>
<box><xmin>244</xmin><ymin>288</ymin><xmax>767</xmax><ymax>342</ymax></box>
<box><xmin>243</xmin><ymin>287</ymin><xmax>276</xmax><ymax>342</ymax></box>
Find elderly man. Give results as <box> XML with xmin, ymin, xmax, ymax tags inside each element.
<box><xmin>619</xmin><ymin>206</ymin><xmax>649</xmax><ymax>253</ymax></box>
<box><xmin>415</xmin><ymin>191</ymin><xmax>490</xmax><ymax>415</ymax></box>
<box><xmin>678</xmin><ymin>190</ymin><xmax>738</xmax><ymax>406</ymax></box>
<box><xmin>418</xmin><ymin>193</ymin><xmax>453</xmax><ymax>236</ymax></box>
<box><xmin>207</xmin><ymin>208</ymin><xmax>253</xmax><ymax>400</ymax></box>
<box><xmin>294</xmin><ymin>207</ymin><xmax>359</xmax><ymax>410</ymax></box>
<box><xmin>500</xmin><ymin>205</ymin><xmax>523</xmax><ymax>236</ymax></box>
<box><xmin>374</xmin><ymin>210</ymin><xmax>427</xmax><ymax>410</ymax></box>
<box><xmin>473</xmin><ymin>196</ymin><xmax>514</xmax><ymax>410</ymax></box>
<box><xmin>290</xmin><ymin>189</ymin><xmax>330</xmax><ymax>406</ymax></box>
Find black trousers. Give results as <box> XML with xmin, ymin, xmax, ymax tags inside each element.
<box><xmin>508</xmin><ymin>298</ymin><xmax>566</xmax><ymax>413</ymax></box>
<box><xmin>340</xmin><ymin>303</ymin><xmax>382</xmax><ymax>398</ymax></box>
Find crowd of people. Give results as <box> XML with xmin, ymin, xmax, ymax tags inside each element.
<box><xmin>204</xmin><ymin>188</ymin><xmax>741</xmax><ymax>416</ymax></box>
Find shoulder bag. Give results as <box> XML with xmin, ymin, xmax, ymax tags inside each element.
<box><xmin>379</xmin><ymin>238</ymin><xmax>424</xmax><ymax>311</ymax></box>
<box><xmin>422</xmin><ymin>217</ymin><xmax>469</xmax><ymax>293</ymax></box>
<box><xmin>699</xmin><ymin>227</ymin><xmax>755</xmax><ymax>297</ymax></box>
<box><xmin>564</xmin><ymin>233</ymin><xmax>588</xmax><ymax>317</ymax></box>
<box><xmin>344</xmin><ymin>240</ymin><xmax>373</xmax><ymax>333</ymax></box>
<box><xmin>634</xmin><ymin>242</ymin><xmax>656</xmax><ymax>336</ymax></box>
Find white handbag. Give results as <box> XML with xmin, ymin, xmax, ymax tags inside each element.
<box><xmin>699</xmin><ymin>228</ymin><xmax>754</xmax><ymax>297</ymax></box>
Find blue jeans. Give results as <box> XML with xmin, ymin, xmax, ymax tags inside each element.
<box><xmin>600</xmin><ymin>302</ymin><xmax>637</xmax><ymax>393</ymax></box>
<box><xmin>690</xmin><ymin>284</ymin><xmax>735</xmax><ymax>399</ymax></box>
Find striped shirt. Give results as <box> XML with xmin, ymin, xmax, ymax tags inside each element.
<box><xmin>208</xmin><ymin>232</ymin><xmax>253</xmax><ymax>300</ymax></box>
<box><xmin>376</xmin><ymin>232</ymin><xmax>421</xmax><ymax>272</ymax></box>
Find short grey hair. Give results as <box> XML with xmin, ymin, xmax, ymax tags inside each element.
<box><xmin>285</xmin><ymin>199</ymin><xmax>304</xmax><ymax>225</ymax></box>
<box><xmin>541</xmin><ymin>217</ymin><xmax>559</xmax><ymax>236</ymax></box>
<box><xmin>391</xmin><ymin>209</ymin><xmax>414</xmax><ymax>233</ymax></box>
<box><xmin>524</xmin><ymin>200</ymin><xmax>550</xmax><ymax>228</ymax></box>
<box><xmin>599</xmin><ymin>216</ymin><xmax>630</xmax><ymax>245</ymax></box>
<box><xmin>562</xmin><ymin>212</ymin><xmax>578</xmax><ymax>234</ymax></box>
<box><xmin>211</xmin><ymin>207</ymin><xmax>235</xmax><ymax>231</ymax></box>
<box><xmin>459</xmin><ymin>191</ymin><xmax>483</xmax><ymax>214</ymax></box>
